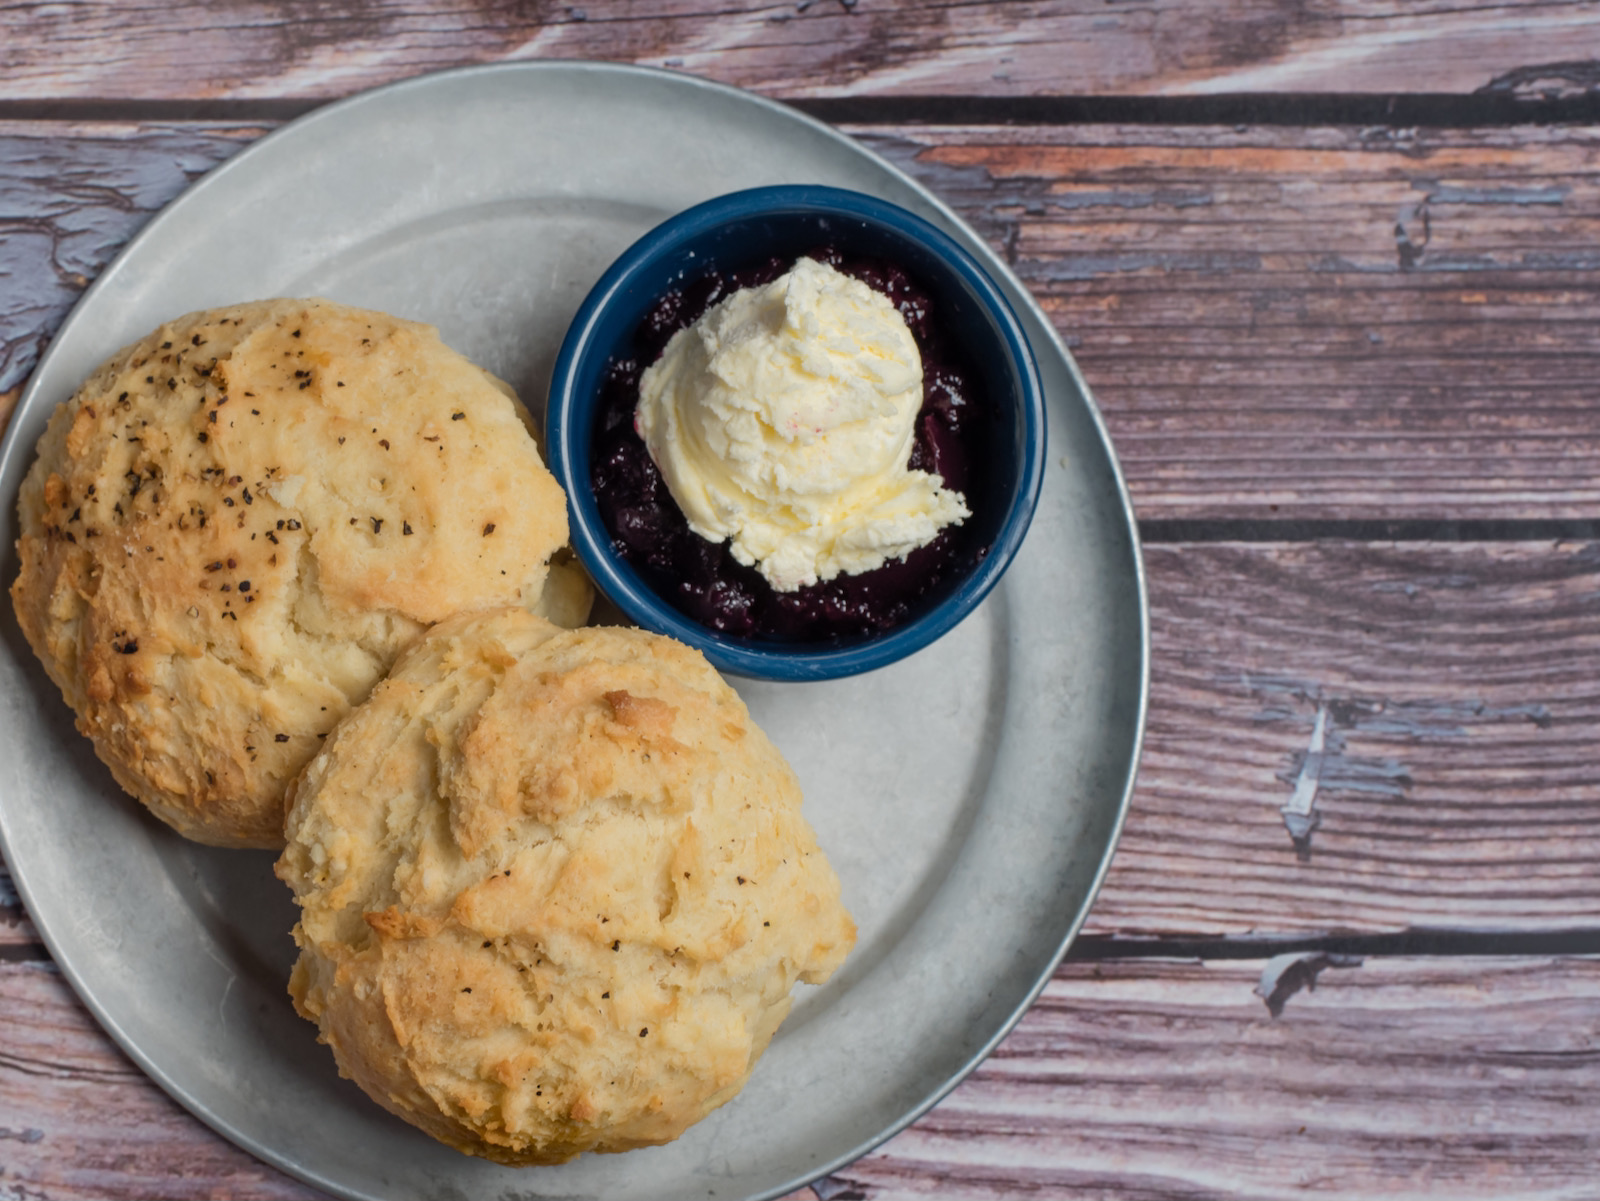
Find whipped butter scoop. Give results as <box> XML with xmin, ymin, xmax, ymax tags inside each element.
<box><xmin>635</xmin><ymin>257</ymin><xmax>969</xmax><ymax>593</ymax></box>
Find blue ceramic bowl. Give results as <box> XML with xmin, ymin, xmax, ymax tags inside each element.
<box><xmin>546</xmin><ymin>185</ymin><xmax>1045</xmax><ymax>681</ymax></box>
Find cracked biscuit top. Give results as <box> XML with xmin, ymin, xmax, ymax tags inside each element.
<box><xmin>276</xmin><ymin>609</ymin><xmax>855</xmax><ymax>1164</ymax></box>
<box><xmin>10</xmin><ymin>298</ymin><xmax>572</xmax><ymax>848</ymax></box>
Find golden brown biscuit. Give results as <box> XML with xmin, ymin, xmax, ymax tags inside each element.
<box><xmin>11</xmin><ymin>299</ymin><xmax>573</xmax><ymax>847</ymax></box>
<box><xmin>276</xmin><ymin>609</ymin><xmax>855</xmax><ymax>1164</ymax></box>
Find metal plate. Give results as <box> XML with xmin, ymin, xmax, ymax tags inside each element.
<box><xmin>0</xmin><ymin>63</ymin><xmax>1147</xmax><ymax>1201</ymax></box>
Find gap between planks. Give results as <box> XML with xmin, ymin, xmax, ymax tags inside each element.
<box><xmin>4</xmin><ymin>92</ymin><xmax>1600</xmax><ymax>127</ymax></box>
<box><xmin>1139</xmin><ymin>518</ymin><xmax>1600</xmax><ymax>544</ymax></box>
<box><xmin>1072</xmin><ymin>928</ymin><xmax>1600</xmax><ymax>961</ymax></box>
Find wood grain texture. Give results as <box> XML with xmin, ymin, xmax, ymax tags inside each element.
<box><xmin>4</xmin><ymin>541</ymin><xmax>1597</xmax><ymax>951</ymax></box>
<box><xmin>8</xmin><ymin>954</ymin><xmax>1600</xmax><ymax>1200</ymax></box>
<box><xmin>6</xmin><ymin>121</ymin><xmax>1600</xmax><ymax>517</ymax></box>
<box><xmin>9</xmin><ymin>122</ymin><xmax>1600</xmax><ymax>518</ymax></box>
<box><xmin>1088</xmin><ymin>539</ymin><xmax>1600</xmax><ymax>937</ymax></box>
<box><xmin>0</xmin><ymin>961</ymin><xmax>328</xmax><ymax>1199</ymax></box>
<box><xmin>0</xmin><ymin>1</ymin><xmax>1597</xmax><ymax>102</ymax></box>
<box><xmin>859</xmin><ymin>121</ymin><xmax>1600</xmax><ymax>521</ymax></box>
<box><xmin>831</xmin><ymin>956</ymin><xmax>1600</xmax><ymax>1201</ymax></box>
<box><xmin>0</xmin><ymin>122</ymin><xmax>263</xmax><ymax>400</ymax></box>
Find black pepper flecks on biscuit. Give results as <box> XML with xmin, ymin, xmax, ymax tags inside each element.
<box><xmin>11</xmin><ymin>298</ymin><xmax>577</xmax><ymax>848</ymax></box>
<box><xmin>276</xmin><ymin>609</ymin><xmax>855</xmax><ymax>1165</ymax></box>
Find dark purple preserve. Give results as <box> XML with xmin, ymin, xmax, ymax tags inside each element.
<box><xmin>590</xmin><ymin>248</ymin><xmax>992</xmax><ymax>643</ymax></box>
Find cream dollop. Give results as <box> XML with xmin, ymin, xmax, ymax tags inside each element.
<box><xmin>635</xmin><ymin>257</ymin><xmax>969</xmax><ymax>593</ymax></box>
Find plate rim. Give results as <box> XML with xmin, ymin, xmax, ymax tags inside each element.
<box><xmin>0</xmin><ymin>59</ymin><xmax>1150</xmax><ymax>1201</ymax></box>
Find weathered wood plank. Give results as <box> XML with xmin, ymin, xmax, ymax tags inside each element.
<box><xmin>0</xmin><ymin>961</ymin><xmax>328</xmax><ymax>1199</ymax></box>
<box><xmin>0</xmin><ymin>122</ymin><xmax>265</xmax><ymax>404</ymax></box>
<box><xmin>6</xmin><ymin>121</ymin><xmax>1600</xmax><ymax>518</ymax></box>
<box><xmin>4</xmin><ymin>541</ymin><xmax>1598</xmax><ymax>949</ymax></box>
<box><xmin>1088</xmin><ymin>539</ymin><xmax>1600</xmax><ymax>937</ymax></box>
<box><xmin>10</xmin><ymin>955</ymin><xmax>1600</xmax><ymax>1200</ymax></box>
<box><xmin>859</xmin><ymin>122</ymin><xmax>1600</xmax><ymax>521</ymax></box>
<box><xmin>830</xmin><ymin>956</ymin><xmax>1600</xmax><ymax>1201</ymax></box>
<box><xmin>0</xmin><ymin>1</ymin><xmax>1596</xmax><ymax>102</ymax></box>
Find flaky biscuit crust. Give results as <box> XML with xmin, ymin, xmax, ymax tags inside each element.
<box><xmin>10</xmin><ymin>299</ymin><xmax>570</xmax><ymax>847</ymax></box>
<box><xmin>277</xmin><ymin>610</ymin><xmax>855</xmax><ymax>1164</ymax></box>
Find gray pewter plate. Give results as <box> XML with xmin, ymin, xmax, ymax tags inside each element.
<box><xmin>0</xmin><ymin>63</ymin><xmax>1147</xmax><ymax>1201</ymax></box>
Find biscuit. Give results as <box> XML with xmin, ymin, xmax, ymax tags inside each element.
<box><xmin>276</xmin><ymin>609</ymin><xmax>855</xmax><ymax>1163</ymax></box>
<box><xmin>11</xmin><ymin>299</ymin><xmax>574</xmax><ymax>847</ymax></box>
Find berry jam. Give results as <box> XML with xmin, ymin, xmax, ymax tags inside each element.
<box><xmin>590</xmin><ymin>248</ymin><xmax>990</xmax><ymax>643</ymax></box>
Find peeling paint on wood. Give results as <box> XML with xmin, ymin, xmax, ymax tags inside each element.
<box><xmin>0</xmin><ymin>122</ymin><xmax>261</xmax><ymax>396</ymax></box>
<box><xmin>1254</xmin><ymin>950</ymin><xmax>1363</xmax><ymax>1016</ymax></box>
<box><xmin>809</xmin><ymin>1177</ymin><xmax>869</xmax><ymax>1201</ymax></box>
<box><xmin>1090</xmin><ymin>541</ymin><xmax>1600</xmax><ymax>937</ymax></box>
<box><xmin>1280</xmin><ymin>704</ymin><xmax>1328</xmax><ymax>851</ymax></box>
<box><xmin>1481</xmin><ymin>57</ymin><xmax>1600</xmax><ymax>99</ymax></box>
<box><xmin>1395</xmin><ymin>197</ymin><xmax>1431</xmax><ymax>270</ymax></box>
<box><xmin>1253</xmin><ymin>681</ymin><xmax>1562</xmax><ymax>861</ymax></box>
<box><xmin>1421</xmin><ymin>182</ymin><xmax>1570</xmax><ymax>206</ymax></box>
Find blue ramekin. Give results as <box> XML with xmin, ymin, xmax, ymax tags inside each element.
<box><xmin>546</xmin><ymin>185</ymin><xmax>1046</xmax><ymax>681</ymax></box>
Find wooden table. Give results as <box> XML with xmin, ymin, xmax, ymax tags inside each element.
<box><xmin>5</xmin><ymin>4</ymin><xmax>1600</xmax><ymax>1197</ymax></box>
